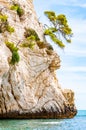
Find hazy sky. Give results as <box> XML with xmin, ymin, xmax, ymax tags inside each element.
<box><xmin>34</xmin><ymin>0</ymin><xmax>86</xmax><ymax>110</ymax></box>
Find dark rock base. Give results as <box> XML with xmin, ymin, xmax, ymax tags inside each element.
<box><xmin>0</xmin><ymin>109</ymin><xmax>77</xmax><ymax>119</ymax></box>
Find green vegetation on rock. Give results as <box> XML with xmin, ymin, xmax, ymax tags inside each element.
<box><xmin>23</xmin><ymin>28</ymin><xmax>53</xmax><ymax>50</ymax></box>
<box><xmin>20</xmin><ymin>28</ymin><xmax>41</xmax><ymax>49</ymax></box>
<box><xmin>0</xmin><ymin>8</ymin><xmax>73</xmax><ymax>65</ymax></box>
<box><xmin>44</xmin><ymin>11</ymin><xmax>73</xmax><ymax>48</ymax></box>
<box><xmin>20</xmin><ymin>42</ymin><xmax>35</xmax><ymax>49</ymax></box>
<box><xmin>20</xmin><ymin>35</ymin><xmax>36</xmax><ymax>49</ymax></box>
<box><xmin>10</xmin><ymin>4</ymin><xmax>24</xmax><ymax>17</ymax></box>
<box><xmin>0</xmin><ymin>14</ymin><xmax>8</xmax><ymax>22</ymax></box>
<box><xmin>24</xmin><ymin>28</ymin><xmax>40</xmax><ymax>41</ymax></box>
<box><xmin>5</xmin><ymin>41</ymin><xmax>20</xmax><ymax>65</ymax></box>
<box><xmin>11</xmin><ymin>51</ymin><xmax>20</xmax><ymax>65</ymax></box>
<box><xmin>6</xmin><ymin>25</ymin><xmax>15</xmax><ymax>33</ymax></box>
<box><xmin>0</xmin><ymin>13</ymin><xmax>15</xmax><ymax>33</ymax></box>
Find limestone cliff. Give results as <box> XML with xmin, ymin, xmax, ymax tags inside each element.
<box><xmin>0</xmin><ymin>0</ymin><xmax>77</xmax><ymax>118</ymax></box>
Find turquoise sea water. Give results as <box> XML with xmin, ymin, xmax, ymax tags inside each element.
<box><xmin>0</xmin><ymin>110</ymin><xmax>86</xmax><ymax>130</ymax></box>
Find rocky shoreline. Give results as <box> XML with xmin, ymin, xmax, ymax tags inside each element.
<box><xmin>0</xmin><ymin>108</ymin><xmax>77</xmax><ymax>119</ymax></box>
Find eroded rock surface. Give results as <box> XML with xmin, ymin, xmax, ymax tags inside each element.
<box><xmin>0</xmin><ymin>0</ymin><xmax>77</xmax><ymax>118</ymax></box>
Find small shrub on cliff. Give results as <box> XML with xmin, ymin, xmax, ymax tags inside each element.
<box><xmin>0</xmin><ymin>13</ymin><xmax>15</xmax><ymax>33</ymax></box>
<box><xmin>6</xmin><ymin>25</ymin><xmax>15</xmax><ymax>33</ymax></box>
<box><xmin>0</xmin><ymin>14</ymin><xmax>8</xmax><ymax>33</ymax></box>
<box><xmin>24</xmin><ymin>28</ymin><xmax>40</xmax><ymax>41</ymax></box>
<box><xmin>5</xmin><ymin>41</ymin><xmax>20</xmax><ymax>65</ymax></box>
<box><xmin>44</xmin><ymin>11</ymin><xmax>73</xmax><ymax>48</ymax></box>
<box><xmin>24</xmin><ymin>28</ymin><xmax>53</xmax><ymax>50</ymax></box>
<box><xmin>11</xmin><ymin>51</ymin><xmax>20</xmax><ymax>65</ymax></box>
<box><xmin>0</xmin><ymin>14</ymin><xmax>8</xmax><ymax>22</ymax></box>
<box><xmin>5</xmin><ymin>41</ymin><xmax>18</xmax><ymax>52</ymax></box>
<box><xmin>20</xmin><ymin>28</ymin><xmax>41</xmax><ymax>49</ymax></box>
<box><xmin>20</xmin><ymin>42</ymin><xmax>35</xmax><ymax>49</ymax></box>
<box><xmin>20</xmin><ymin>35</ymin><xmax>36</xmax><ymax>49</ymax></box>
<box><xmin>10</xmin><ymin>4</ymin><xmax>24</xmax><ymax>17</ymax></box>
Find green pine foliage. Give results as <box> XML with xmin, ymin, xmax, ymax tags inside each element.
<box><xmin>50</xmin><ymin>33</ymin><xmax>65</xmax><ymax>48</ymax></box>
<box><xmin>0</xmin><ymin>14</ymin><xmax>8</xmax><ymax>22</ymax></box>
<box><xmin>6</xmin><ymin>25</ymin><xmax>15</xmax><ymax>33</ymax></box>
<box><xmin>0</xmin><ymin>13</ymin><xmax>15</xmax><ymax>33</ymax></box>
<box><xmin>28</xmin><ymin>42</ymin><xmax>35</xmax><ymax>49</ymax></box>
<box><xmin>23</xmin><ymin>28</ymin><xmax>53</xmax><ymax>50</ymax></box>
<box><xmin>27</xmin><ymin>35</ymin><xmax>36</xmax><ymax>41</ymax></box>
<box><xmin>24</xmin><ymin>28</ymin><xmax>40</xmax><ymax>41</ymax></box>
<box><xmin>5</xmin><ymin>41</ymin><xmax>20</xmax><ymax>65</ymax></box>
<box><xmin>20</xmin><ymin>42</ymin><xmax>35</xmax><ymax>49</ymax></box>
<box><xmin>20</xmin><ymin>43</ymin><xmax>29</xmax><ymax>48</ymax></box>
<box><xmin>0</xmin><ymin>14</ymin><xmax>8</xmax><ymax>33</ymax></box>
<box><xmin>10</xmin><ymin>4</ymin><xmax>24</xmax><ymax>17</ymax></box>
<box><xmin>20</xmin><ymin>28</ymin><xmax>41</xmax><ymax>49</ymax></box>
<box><xmin>44</xmin><ymin>11</ymin><xmax>73</xmax><ymax>48</ymax></box>
<box><xmin>11</xmin><ymin>51</ymin><xmax>20</xmax><ymax>65</ymax></box>
<box><xmin>20</xmin><ymin>35</ymin><xmax>36</xmax><ymax>49</ymax></box>
<box><xmin>5</xmin><ymin>41</ymin><xmax>18</xmax><ymax>52</ymax></box>
<box><xmin>44</xmin><ymin>11</ymin><xmax>56</xmax><ymax>21</ymax></box>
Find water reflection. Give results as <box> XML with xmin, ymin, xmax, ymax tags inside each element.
<box><xmin>0</xmin><ymin>111</ymin><xmax>86</xmax><ymax>130</ymax></box>
<box><xmin>0</xmin><ymin>119</ymin><xmax>62</xmax><ymax>130</ymax></box>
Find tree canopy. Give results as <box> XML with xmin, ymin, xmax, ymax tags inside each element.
<box><xmin>44</xmin><ymin>11</ymin><xmax>73</xmax><ymax>48</ymax></box>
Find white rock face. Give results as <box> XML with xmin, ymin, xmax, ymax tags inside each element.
<box><xmin>0</xmin><ymin>0</ymin><xmax>76</xmax><ymax>118</ymax></box>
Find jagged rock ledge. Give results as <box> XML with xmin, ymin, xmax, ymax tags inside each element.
<box><xmin>0</xmin><ymin>109</ymin><xmax>77</xmax><ymax>119</ymax></box>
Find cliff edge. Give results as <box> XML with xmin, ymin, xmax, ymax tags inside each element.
<box><xmin>0</xmin><ymin>0</ymin><xmax>77</xmax><ymax>118</ymax></box>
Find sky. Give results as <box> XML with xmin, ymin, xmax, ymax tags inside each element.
<box><xmin>33</xmin><ymin>0</ymin><xmax>86</xmax><ymax>110</ymax></box>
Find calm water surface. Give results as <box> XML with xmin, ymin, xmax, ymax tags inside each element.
<box><xmin>0</xmin><ymin>110</ymin><xmax>86</xmax><ymax>130</ymax></box>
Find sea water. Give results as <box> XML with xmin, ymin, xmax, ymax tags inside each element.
<box><xmin>0</xmin><ymin>110</ymin><xmax>86</xmax><ymax>130</ymax></box>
